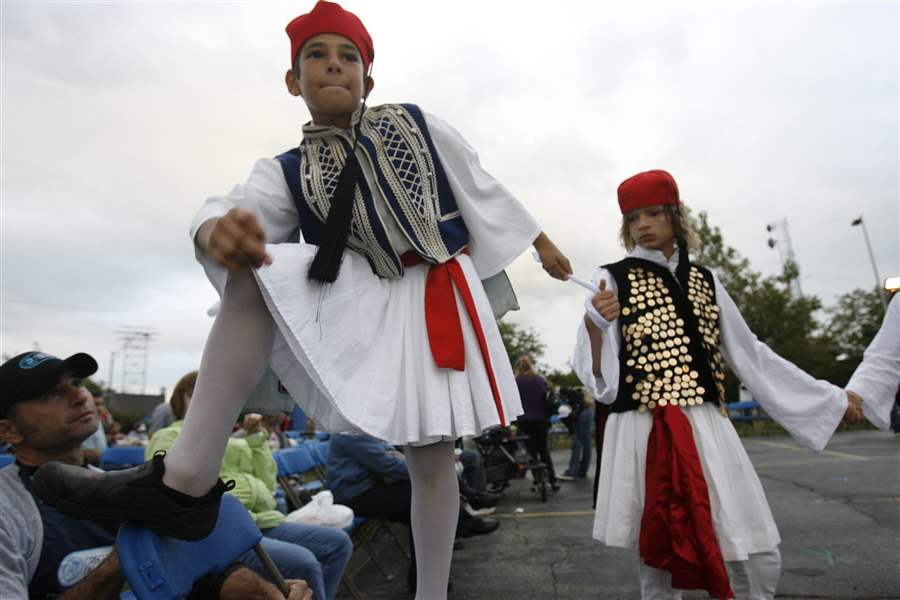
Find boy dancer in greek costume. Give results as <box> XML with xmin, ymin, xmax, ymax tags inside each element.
<box><xmin>34</xmin><ymin>3</ymin><xmax>571</xmax><ymax>598</ymax></box>
<box><xmin>573</xmin><ymin>170</ymin><xmax>862</xmax><ymax>600</ymax></box>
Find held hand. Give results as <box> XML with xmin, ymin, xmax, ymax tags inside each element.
<box><xmin>207</xmin><ymin>208</ymin><xmax>273</xmax><ymax>271</ymax></box>
<box><xmin>591</xmin><ymin>279</ymin><xmax>621</xmax><ymax>321</ymax></box>
<box><xmin>533</xmin><ymin>232</ymin><xmax>573</xmax><ymax>281</ymax></box>
<box><xmin>286</xmin><ymin>579</ymin><xmax>314</xmax><ymax>600</ymax></box>
<box><xmin>844</xmin><ymin>390</ymin><xmax>864</xmax><ymax>424</ymax></box>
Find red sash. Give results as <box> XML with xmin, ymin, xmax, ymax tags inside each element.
<box><xmin>401</xmin><ymin>251</ymin><xmax>506</xmax><ymax>426</ymax></box>
<box><xmin>639</xmin><ymin>405</ymin><xmax>734</xmax><ymax>599</ymax></box>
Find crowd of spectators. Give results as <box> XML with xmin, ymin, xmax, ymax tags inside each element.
<box><xmin>0</xmin><ymin>353</ymin><xmax>516</xmax><ymax>598</ymax></box>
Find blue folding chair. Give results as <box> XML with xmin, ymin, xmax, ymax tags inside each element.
<box><xmin>0</xmin><ymin>454</ymin><xmax>15</xmax><ymax>469</ymax></box>
<box><xmin>305</xmin><ymin>441</ymin><xmax>330</xmax><ymax>481</ymax></box>
<box><xmin>116</xmin><ymin>494</ymin><xmax>288</xmax><ymax>600</ymax></box>
<box><xmin>101</xmin><ymin>447</ymin><xmax>147</xmax><ymax>471</ymax></box>
<box><xmin>273</xmin><ymin>446</ymin><xmax>324</xmax><ymax>511</ymax></box>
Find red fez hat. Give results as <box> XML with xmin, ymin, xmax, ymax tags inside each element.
<box><xmin>617</xmin><ymin>170</ymin><xmax>680</xmax><ymax>214</ymax></box>
<box><xmin>286</xmin><ymin>1</ymin><xmax>374</xmax><ymax>72</ymax></box>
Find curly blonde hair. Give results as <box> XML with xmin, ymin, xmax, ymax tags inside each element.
<box><xmin>619</xmin><ymin>204</ymin><xmax>701</xmax><ymax>253</ymax></box>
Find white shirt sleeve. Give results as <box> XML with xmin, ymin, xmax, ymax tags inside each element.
<box><xmin>189</xmin><ymin>158</ymin><xmax>300</xmax><ymax>297</ymax></box>
<box><xmin>424</xmin><ymin>112</ymin><xmax>542</xmax><ymax>279</ymax></box>
<box><xmin>572</xmin><ymin>268</ymin><xmax>620</xmax><ymax>404</ymax></box>
<box><xmin>847</xmin><ymin>294</ymin><xmax>900</xmax><ymax>430</ymax></box>
<box><xmin>714</xmin><ymin>272</ymin><xmax>847</xmax><ymax>451</ymax></box>
<box><xmin>0</xmin><ymin>467</ymin><xmax>42</xmax><ymax>598</ymax></box>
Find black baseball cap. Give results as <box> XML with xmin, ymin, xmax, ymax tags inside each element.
<box><xmin>1</xmin><ymin>351</ymin><xmax>98</xmax><ymax>417</ymax></box>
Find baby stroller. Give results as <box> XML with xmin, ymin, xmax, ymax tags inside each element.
<box><xmin>473</xmin><ymin>426</ymin><xmax>552</xmax><ymax>502</ymax></box>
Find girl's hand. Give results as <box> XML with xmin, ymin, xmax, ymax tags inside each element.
<box><xmin>202</xmin><ymin>208</ymin><xmax>273</xmax><ymax>271</ymax></box>
<box><xmin>591</xmin><ymin>280</ymin><xmax>620</xmax><ymax>321</ymax></box>
<box><xmin>844</xmin><ymin>390</ymin><xmax>864</xmax><ymax>424</ymax></box>
<box><xmin>534</xmin><ymin>232</ymin><xmax>573</xmax><ymax>281</ymax></box>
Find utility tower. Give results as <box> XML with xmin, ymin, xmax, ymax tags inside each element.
<box><xmin>115</xmin><ymin>327</ymin><xmax>157</xmax><ymax>394</ymax></box>
<box><xmin>766</xmin><ymin>218</ymin><xmax>803</xmax><ymax>298</ymax></box>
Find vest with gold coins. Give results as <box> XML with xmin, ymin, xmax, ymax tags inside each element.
<box><xmin>603</xmin><ymin>249</ymin><xmax>728</xmax><ymax>415</ymax></box>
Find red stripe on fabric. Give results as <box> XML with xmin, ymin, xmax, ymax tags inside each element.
<box><xmin>638</xmin><ymin>405</ymin><xmax>734</xmax><ymax>600</ymax></box>
<box><xmin>445</xmin><ymin>259</ymin><xmax>506</xmax><ymax>427</ymax></box>
<box><xmin>418</xmin><ymin>252</ymin><xmax>506</xmax><ymax>427</ymax></box>
<box><xmin>424</xmin><ymin>262</ymin><xmax>466</xmax><ymax>371</ymax></box>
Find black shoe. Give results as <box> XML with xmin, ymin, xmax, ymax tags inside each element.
<box><xmin>31</xmin><ymin>453</ymin><xmax>234</xmax><ymax>541</ymax></box>
<box><xmin>461</xmin><ymin>517</ymin><xmax>500</xmax><ymax>538</ymax></box>
<box><xmin>551</xmin><ymin>482</ymin><xmax>561</xmax><ymax>493</ymax></box>
<box><xmin>407</xmin><ymin>562</ymin><xmax>416</xmax><ymax>594</ymax></box>
<box><xmin>467</xmin><ymin>491</ymin><xmax>500</xmax><ymax>510</ymax></box>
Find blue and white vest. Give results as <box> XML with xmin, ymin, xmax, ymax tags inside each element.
<box><xmin>277</xmin><ymin>103</ymin><xmax>469</xmax><ymax>279</ymax></box>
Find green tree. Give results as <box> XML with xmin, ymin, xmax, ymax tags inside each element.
<box><xmin>545</xmin><ymin>367</ymin><xmax>582</xmax><ymax>388</ymax></box>
<box><xmin>692</xmin><ymin>212</ymin><xmax>843</xmax><ymax>396</ymax></box>
<box><xmin>497</xmin><ymin>320</ymin><xmax>545</xmax><ymax>368</ymax></box>
<box><xmin>821</xmin><ymin>287</ymin><xmax>887</xmax><ymax>386</ymax></box>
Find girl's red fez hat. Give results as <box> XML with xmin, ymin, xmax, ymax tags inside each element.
<box><xmin>286</xmin><ymin>1</ymin><xmax>374</xmax><ymax>71</ymax></box>
<box><xmin>617</xmin><ymin>169</ymin><xmax>680</xmax><ymax>214</ymax></box>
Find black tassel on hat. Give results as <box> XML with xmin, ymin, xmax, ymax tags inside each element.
<box><xmin>307</xmin><ymin>149</ymin><xmax>362</xmax><ymax>283</ymax></box>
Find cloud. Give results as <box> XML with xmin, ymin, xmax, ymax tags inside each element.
<box><xmin>2</xmin><ymin>0</ymin><xmax>896</xmax><ymax>391</ymax></box>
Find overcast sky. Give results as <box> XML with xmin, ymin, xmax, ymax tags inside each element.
<box><xmin>2</xmin><ymin>0</ymin><xmax>897</xmax><ymax>397</ymax></box>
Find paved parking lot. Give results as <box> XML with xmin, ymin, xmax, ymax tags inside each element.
<box><xmin>340</xmin><ymin>430</ymin><xmax>900</xmax><ymax>599</ymax></box>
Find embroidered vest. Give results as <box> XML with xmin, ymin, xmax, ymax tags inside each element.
<box><xmin>276</xmin><ymin>103</ymin><xmax>469</xmax><ymax>279</ymax></box>
<box><xmin>604</xmin><ymin>253</ymin><xmax>727</xmax><ymax>415</ymax></box>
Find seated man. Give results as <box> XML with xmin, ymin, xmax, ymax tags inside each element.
<box><xmin>326</xmin><ymin>433</ymin><xmax>500</xmax><ymax>593</ymax></box>
<box><xmin>455</xmin><ymin>447</ymin><xmax>499</xmax><ymax>514</ymax></box>
<box><xmin>0</xmin><ymin>351</ymin><xmax>312</xmax><ymax>600</ymax></box>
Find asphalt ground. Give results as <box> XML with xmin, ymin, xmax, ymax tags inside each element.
<box><xmin>336</xmin><ymin>430</ymin><xmax>900</xmax><ymax>600</ymax></box>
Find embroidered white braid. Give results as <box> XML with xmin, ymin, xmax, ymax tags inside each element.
<box><xmin>359</xmin><ymin>105</ymin><xmax>448</xmax><ymax>259</ymax></box>
<box><xmin>300</xmin><ymin>135</ymin><xmax>400</xmax><ymax>278</ymax></box>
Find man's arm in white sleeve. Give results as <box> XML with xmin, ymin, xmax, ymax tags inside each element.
<box><xmin>847</xmin><ymin>294</ymin><xmax>900</xmax><ymax>430</ymax></box>
<box><xmin>190</xmin><ymin>158</ymin><xmax>299</xmax><ymax>297</ymax></box>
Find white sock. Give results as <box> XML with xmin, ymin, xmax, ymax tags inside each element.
<box><xmin>405</xmin><ymin>441</ymin><xmax>459</xmax><ymax>600</ymax></box>
<box><xmin>727</xmin><ymin>548</ymin><xmax>781</xmax><ymax>600</ymax></box>
<box><xmin>162</xmin><ymin>269</ymin><xmax>274</xmax><ymax>496</ymax></box>
<box><xmin>637</xmin><ymin>561</ymin><xmax>683</xmax><ymax>600</ymax></box>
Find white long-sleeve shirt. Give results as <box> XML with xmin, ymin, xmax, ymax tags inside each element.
<box><xmin>573</xmin><ymin>245</ymin><xmax>847</xmax><ymax>451</ymax></box>
<box><xmin>847</xmin><ymin>294</ymin><xmax>900</xmax><ymax>430</ymax></box>
<box><xmin>189</xmin><ymin>110</ymin><xmax>541</xmax><ymax>299</ymax></box>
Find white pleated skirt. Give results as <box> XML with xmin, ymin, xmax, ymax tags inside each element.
<box><xmin>254</xmin><ymin>243</ymin><xmax>523</xmax><ymax>446</ymax></box>
<box><xmin>593</xmin><ymin>402</ymin><xmax>781</xmax><ymax>561</ymax></box>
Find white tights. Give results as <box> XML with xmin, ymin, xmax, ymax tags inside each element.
<box><xmin>161</xmin><ymin>269</ymin><xmax>461</xmax><ymax>599</ymax></box>
<box><xmin>162</xmin><ymin>269</ymin><xmax>274</xmax><ymax>496</ymax></box>
<box><xmin>405</xmin><ymin>441</ymin><xmax>460</xmax><ymax>600</ymax></box>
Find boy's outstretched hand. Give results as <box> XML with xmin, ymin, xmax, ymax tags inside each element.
<box><xmin>591</xmin><ymin>280</ymin><xmax>621</xmax><ymax>321</ymax></box>
<box><xmin>533</xmin><ymin>232</ymin><xmax>572</xmax><ymax>281</ymax></box>
<box><xmin>200</xmin><ymin>208</ymin><xmax>273</xmax><ymax>271</ymax></box>
<box><xmin>844</xmin><ymin>390</ymin><xmax>864</xmax><ymax>424</ymax></box>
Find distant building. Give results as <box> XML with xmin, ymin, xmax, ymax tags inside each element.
<box><xmin>107</xmin><ymin>392</ymin><xmax>164</xmax><ymax>418</ymax></box>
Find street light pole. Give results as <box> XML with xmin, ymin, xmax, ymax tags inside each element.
<box><xmin>851</xmin><ymin>216</ymin><xmax>888</xmax><ymax>311</ymax></box>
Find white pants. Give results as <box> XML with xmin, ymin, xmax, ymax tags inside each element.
<box><xmin>638</xmin><ymin>548</ymin><xmax>781</xmax><ymax>600</ymax></box>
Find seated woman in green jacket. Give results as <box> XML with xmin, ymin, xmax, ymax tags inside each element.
<box><xmin>148</xmin><ymin>371</ymin><xmax>352</xmax><ymax>600</ymax></box>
